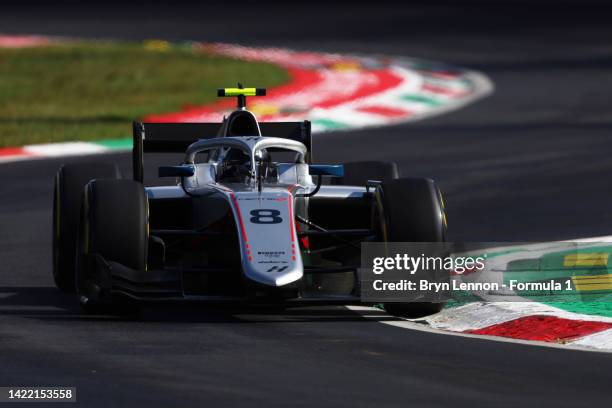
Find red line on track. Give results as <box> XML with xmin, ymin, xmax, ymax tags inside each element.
<box><xmin>356</xmin><ymin>105</ymin><xmax>411</xmax><ymax>118</ymax></box>
<box><xmin>0</xmin><ymin>147</ymin><xmax>36</xmax><ymax>160</ymax></box>
<box><xmin>465</xmin><ymin>315</ymin><xmax>612</xmax><ymax>342</ymax></box>
<box><xmin>314</xmin><ymin>69</ymin><xmax>403</xmax><ymax>109</ymax></box>
<box><xmin>422</xmin><ymin>83</ymin><xmax>466</xmax><ymax>97</ymax></box>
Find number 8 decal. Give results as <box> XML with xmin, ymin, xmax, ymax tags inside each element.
<box><xmin>250</xmin><ymin>209</ymin><xmax>283</xmax><ymax>224</ymax></box>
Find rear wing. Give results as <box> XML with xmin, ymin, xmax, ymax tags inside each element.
<box><xmin>132</xmin><ymin>121</ymin><xmax>312</xmax><ymax>182</ymax></box>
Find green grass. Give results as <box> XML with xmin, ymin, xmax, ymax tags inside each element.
<box><xmin>0</xmin><ymin>40</ymin><xmax>290</xmax><ymax>147</ymax></box>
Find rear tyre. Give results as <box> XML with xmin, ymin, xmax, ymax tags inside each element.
<box><xmin>76</xmin><ymin>179</ymin><xmax>147</xmax><ymax>314</ymax></box>
<box><xmin>52</xmin><ymin>163</ymin><xmax>121</xmax><ymax>292</ymax></box>
<box><xmin>339</xmin><ymin>161</ymin><xmax>399</xmax><ymax>186</ymax></box>
<box><xmin>378</xmin><ymin>177</ymin><xmax>448</xmax><ymax>317</ymax></box>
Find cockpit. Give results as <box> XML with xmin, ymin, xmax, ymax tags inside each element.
<box><xmin>185</xmin><ymin>136</ymin><xmax>309</xmax><ymax>187</ymax></box>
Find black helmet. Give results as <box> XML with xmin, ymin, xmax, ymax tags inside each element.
<box><xmin>218</xmin><ymin>148</ymin><xmax>252</xmax><ymax>182</ymax></box>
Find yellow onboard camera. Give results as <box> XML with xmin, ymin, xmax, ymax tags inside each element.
<box><xmin>217</xmin><ymin>85</ymin><xmax>266</xmax><ymax>109</ymax></box>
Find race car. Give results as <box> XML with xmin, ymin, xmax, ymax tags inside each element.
<box><xmin>52</xmin><ymin>86</ymin><xmax>447</xmax><ymax>316</ymax></box>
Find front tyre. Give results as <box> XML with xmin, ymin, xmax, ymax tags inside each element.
<box><xmin>52</xmin><ymin>163</ymin><xmax>121</xmax><ymax>292</ymax></box>
<box><xmin>76</xmin><ymin>179</ymin><xmax>147</xmax><ymax>314</ymax></box>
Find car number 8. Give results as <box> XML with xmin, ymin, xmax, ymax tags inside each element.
<box><xmin>250</xmin><ymin>209</ymin><xmax>283</xmax><ymax>224</ymax></box>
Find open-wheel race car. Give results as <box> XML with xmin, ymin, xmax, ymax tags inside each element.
<box><xmin>52</xmin><ymin>86</ymin><xmax>447</xmax><ymax>316</ymax></box>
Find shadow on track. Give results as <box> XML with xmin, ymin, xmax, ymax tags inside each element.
<box><xmin>0</xmin><ymin>286</ymin><xmax>400</xmax><ymax>324</ymax></box>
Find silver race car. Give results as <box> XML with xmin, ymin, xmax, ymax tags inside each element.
<box><xmin>52</xmin><ymin>86</ymin><xmax>447</xmax><ymax>316</ymax></box>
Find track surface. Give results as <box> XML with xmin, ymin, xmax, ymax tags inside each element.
<box><xmin>1</xmin><ymin>2</ymin><xmax>612</xmax><ymax>407</ymax></box>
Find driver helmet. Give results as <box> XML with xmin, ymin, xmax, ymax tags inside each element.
<box><xmin>219</xmin><ymin>148</ymin><xmax>252</xmax><ymax>181</ymax></box>
<box><xmin>255</xmin><ymin>148</ymin><xmax>270</xmax><ymax>163</ymax></box>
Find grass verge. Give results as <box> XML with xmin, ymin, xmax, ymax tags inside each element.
<box><xmin>0</xmin><ymin>40</ymin><xmax>290</xmax><ymax>147</ymax></box>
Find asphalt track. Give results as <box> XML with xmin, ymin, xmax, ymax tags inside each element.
<box><xmin>1</xmin><ymin>2</ymin><xmax>612</xmax><ymax>407</ymax></box>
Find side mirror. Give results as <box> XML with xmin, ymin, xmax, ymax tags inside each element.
<box><xmin>158</xmin><ymin>165</ymin><xmax>195</xmax><ymax>178</ymax></box>
<box><xmin>309</xmin><ymin>164</ymin><xmax>344</xmax><ymax>177</ymax></box>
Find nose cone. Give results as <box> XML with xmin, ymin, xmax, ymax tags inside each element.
<box><xmin>230</xmin><ymin>190</ymin><xmax>304</xmax><ymax>287</ymax></box>
<box><xmin>242</xmin><ymin>256</ymin><xmax>303</xmax><ymax>287</ymax></box>
<box><xmin>273</xmin><ymin>268</ymin><xmax>303</xmax><ymax>287</ymax></box>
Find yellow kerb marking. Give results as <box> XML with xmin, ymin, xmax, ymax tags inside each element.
<box><xmin>563</xmin><ymin>253</ymin><xmax>609</xmax><ymax>267</ymax></box>
<box><xmin>572</xmin><ymin>274</ymin><xmax>612</xmax><ymax>291</ymax></box>
<box><xmin>251</xmin><ymin>104</ymin><xmax>280</xmax><ymax>116</ymax></box>
<box><xmin>331</xmin><ymin>61</ymin><xmax>362</xmax><ymax>71</ymax></box>
<box><xmin>143</xmin><ymin>40</ymin><xmax>170</xmax><ymax>52</ymax></box>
